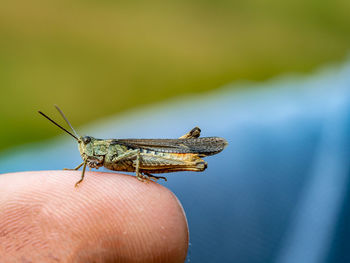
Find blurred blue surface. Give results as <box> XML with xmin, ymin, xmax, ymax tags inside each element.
<box><xmin>1</xmin><ymin>61</ymin><xmax>350</xmax><ymax>262</ymax></box>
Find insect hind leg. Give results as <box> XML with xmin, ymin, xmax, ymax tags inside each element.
<box><xmin>179</xmin><ymin>127</ymin><xmax>201</xmax><ymax>139</ymax></box>
<box><xmin>142</xmin><ymin>172</ymin><xmax>167</xmax><ymax>182</ymax></box>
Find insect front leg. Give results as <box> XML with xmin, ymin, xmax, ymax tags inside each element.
<box><xmin>75</xmin><ymin>161</ymin><xmax>87</xmax><ymax>188</ymax></box>
<box><xmin>74</xmin><ymin>156</ymin><xmax>103</xmax><ymax>188</ymax></box>
<box><xmin>63</xmin><ymin>162</ymin><xmax>84</xmax><ymax>171</ymax></box>
<box><xmin>86</xmin><ymin>156</ymin><xmax>104</xmax><ymax>169</ymax></box>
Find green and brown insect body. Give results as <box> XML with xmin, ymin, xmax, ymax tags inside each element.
<box><xmin>78</xmin><ymin>135</ymin><xmax>216</xmax><ymax>176</ymax></box>
<box><xmin>39</xmin><ymin>106</ymin><xmax>228</xmax><ymax>187</ymax></box>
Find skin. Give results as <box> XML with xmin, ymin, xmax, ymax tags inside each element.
<box><xmin>0</xmin><ymin>171</ymin><xmax>189</xmax><ymax>263</ymax></box>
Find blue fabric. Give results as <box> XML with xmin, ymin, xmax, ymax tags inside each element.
<box><xmin>1</xmin><ymin>61</ymin><xmax>350</xmax><ymax>263</ymax></box>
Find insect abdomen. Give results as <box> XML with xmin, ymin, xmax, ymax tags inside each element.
<box><xmin>138</xmin><ymin>152</ymin><xmax>207</xmax><ymax>173</ymax></box>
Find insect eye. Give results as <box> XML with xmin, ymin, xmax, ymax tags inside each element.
<box><xmin>82</xmin><ymin>136</ymin><xmax>91</xmax><ymax>144</ymax></box>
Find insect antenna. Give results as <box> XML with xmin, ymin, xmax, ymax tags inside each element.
<box><xmin>38</xmin><ymin>111</ymin><xmax>79</xmax><ymax>141</ymax></box>
<box><xmin>54</xmin><ymin>105</ymin><xmax>80</xmax><ymax>139</ymax></box>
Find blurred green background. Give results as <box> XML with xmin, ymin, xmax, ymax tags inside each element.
<box><xmin>1</xmin><ymin>0</ymin><xmax>350</xmax><ymax>152</ymax></box>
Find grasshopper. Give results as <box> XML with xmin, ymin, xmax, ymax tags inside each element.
<box><xmin>39</xmin><ymin>106</ymin><xmax>228</xmax><ymax>187</ymax></box>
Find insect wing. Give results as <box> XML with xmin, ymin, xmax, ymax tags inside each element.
<box><xmin>112</xmin><ymin>137</ymin><xmax>228</xmax><ymax>156</ymax></box>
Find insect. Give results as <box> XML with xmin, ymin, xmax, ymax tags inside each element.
<box><xmin>38</xmin><ymin>106</ymin><xmax>228</xmax><ymax>187</ymax></box>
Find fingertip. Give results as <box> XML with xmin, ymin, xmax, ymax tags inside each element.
<box><xmin>0</xmin><ymin>171</ymin><xmax>188</xmax><ymax>262</ymax></box>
